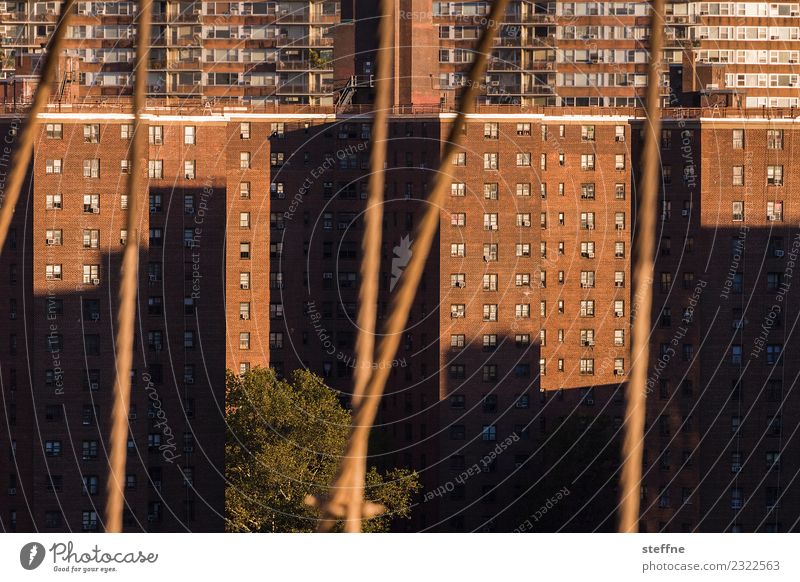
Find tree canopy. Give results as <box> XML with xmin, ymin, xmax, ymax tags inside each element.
<box><xmin>225</xmin><ymin>367</ymin><xmax>420</xmax><ymax>532</ymax></box>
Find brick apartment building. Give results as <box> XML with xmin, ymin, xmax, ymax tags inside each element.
<box><xmin>2</xmin><ymin>99</ymin><xmax>800</xmax><ymax>533</ymax></box>
<box><xmin>4</xmin><ymin>2</ymin><xmax>800</xmax><ymax>109</ymax></box>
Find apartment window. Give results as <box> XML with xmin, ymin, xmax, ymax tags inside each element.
<box><xmin>239</xmin><ymin>332</ymin><xmax>251</xmax><ymax>350</ymax></box>
<box><xmin>183</xmin><ymin>160</ymin><xmax>196</xmax><ymax>180</ymax></box>
<box><xmin>580</xmin><ymin>271</ymin><xmax>596</xmax><ymax>288</ymax></box>
<box><xmin>614</xmin><ymin>300</ymin><xmax>625</xmax><ymax>318</ymax></box>
<box><xmin>119</xmin><ymin>159</ymin><xmax>131</xmax><ymax>174</ymax></box>
<box><xmin>540</xmin><ymin>153</ymin><xmax>547</xmax><ymax>170</ymax></box>
<box><xmin>615</xmin><ymin>125</ymin><xmax>625</xmax><ymax>141</ymax></box>
<box><xmin>148</xmin><ymin>160</ymin><xmax>163</xmax><ymax>179</ymax></box>
<box><xmin>45</xmin><ymin>440</ymin><xmax>62</xmax><ymax>456</ymax></box>
<box><xmin>450</xmin><ymin>213</ymin><xmax>466</xmax><ymax>227</ymax></box>
<box><xmin>516</xmin><ymin>152</ymin><xmax>531</xmax><ymax>167</ymax></box>
<box><xmin>732</xmin><ymin>201</ymin><xmax>744</xmax><ymax>221</ymax></box>
<box><xmin>767</xmin><ymin>129</ymin><xmax>783</xmax><ymax>149</ymax></box>
<box><xmin>45</xmin><ymin>229</ymin><xmax>63</xmax><ymax>246</ymax></box>
<box><xmin>615</xmin><ymin>183</ymin><xmax>626</xmax><ymax>200</ymax></box>
<box><xmin>451</xmin><ymin>304</ymin><xmax>466</xmax><ymax>318</ymax></box>
<box><xmin>483</xmin><ymin>335</ymin><xmax>497</xmax><ymax>351</ymax></box>
<box><xmin>184</xmin><ymin>126</ymin><xmax>196</xmax><ymax>145</ymax></box>
<box><xmin>483</xmin><ymin>244</ymin><xmax>498</xmax><ymax>261</ymax></box>
<box><xmin>581</xmin><ymin>125</ymin><xmax>595</xmax><ymax>141</ymax></box>
<box><xmin>46</xmin><ymin>123</ymin><xmax>62</xmax><ymax>139</ymax></box>
<box><xmin>450</xmin><ymin>334</ymin><xmax>465</xmax><ymax>350</ymax></box>
<box><xmin>767</xmin><ymin>344</ymin><xmax>782</xmax><ymax>365</ymax></box>
<box><xmin>239</xmin><ymin>272</ymin><xmax>250</xmax><ymax>290</ymax></box>
<box><xmin>767</xmin><ymin>165</ymin><xmax>784</xmax><ymax>186</ymax></box>
<box><xmin>82</xmin><ymin>265</ymin><xmax>100</xmax><ymax>285</ymax></box>
<box><xmin>517</xmin><ymin>123</ymin><xmax>531</xmax><ymax>136</ymax></box>
<box><xmin>516</xmin><ymin>183</ymin><xmax>530</xmax><ymax>197</ymax></box>
<box><xmin>615</xmin><ymin>213</ymin><xmax>626</xmax><ymax>230</ymax></box>
<box><xmin>148</xmin><ymin>126</ymin><xmax>163</xmax><ymax>145</ymax></box>
<box><xmin>483</xmin><ymin>273</ymin><xmax>498</xmax><ymax>291</ymax></box>
<box><xmin>46</xmin><ymin>158</ymin><xmax>63</xmax><ymax>174</ymax></box>
<box><xmin>239</xmin><ymin>212</ymin><xmax>250</xmax><ymax>229</ymax></box>
<box><xmin>483</xmin><ymin>214</ymin><xmax>498</xmax><ymax>231</ymax></box>
<box><xmin>581</xmin><ymin>183</ymin><xmax>595</xmax><ymax>200</ymax></box>
<box><xmin>515</xmin><ymin>273</ymin><xmax>530</xmax><ymax>286</ymax></box>
<box><xmin>580</xmin><ymin>358</ymin><xmax>595</xmax><ymax>375</ymax></box>
<box><xmin>483</xmin><ymin>304</ymin><xmax>498</xmax><ymax>322</ymax></box>
<box><xmin>45</xmin><ymin>264</ymin><xmax>62</xmax><ymax>280</ymax></box>
<box><xmin>580</xmin><ymin>212</ymin><xmax>595</xmax><ymax>230</ymax></box>
<box><xmin>82</xmin><ymin>229</ymin><xmax>99</xmax><ymax>248</ymax></box>
<box><xmin>240</xmin><ymin>242</ymin><xmax>251</xmax><ymax>260</ymax></box>
<box><xmin>240</xmin><ymin>182</ymin><xmax>251</xmax><ymax>199</ymax></box>
<box><xmin>484</xmin><ymin>122</ymin><xmax>498</xmax><ymax>139</ymax></box>
<box><xmin>732</xmin><ymin>129</ymin><xmax>744</xmax><ymax>149</ymax></box>
<box><xmin>516</xmin><ymin>213</ymin><xmax>531</xmax><ymax>228</ymax></box>
<box><xmin>516</xmin><ymin>243</ymin><xmax>531</xmax><ymax>257</ymax></box>
<box><xmin>450</xmin><ymin>243</ymin><xmax>465</xmax><ymax>257</ymax></box>
<box><xmin>482</xmin><ymin>425</ymin><xmax>497</xmax><ymax>442</ymax></box>
<box><xmin>240</xmin><ymin>122</ymin><xmax>251</xmax><ymax>139</ymax></box>
<box><xmin>615</xmin><ymin>154</ymin><xmax>625</xmax><ymax>170</ymax></box>
<box><xmin>484</xmin><ymin>152</ymin><xmax>498</xmax><ymax>170</ymax></box>
<box><xmin>732</xmin><ymin>165</ymin><xmax>744</xmax><ymax>186</ymax></box>
<box><xmin>119</xmin><ymin>124</ymin><xmax>133</xmax><ymax>139</ymax></box>
<box><xmin>451</xmin><ymin>182</ymin><xmax>466</xmax><ymax>197</ymax></box>
<box><xmin>449</xmin><ymin>366</ymin><xmax>465</xmax><ymax>381</ymax></box>
<box><xmin>580</xmin><ymin>329</ymin><xmax>595</xmax><ymax>346</ymax></box>
<box><xmin>515</xmin><ymin>304</ymin><xmax>530</xmax><ymax>319</ymax></box>
<box><xmin>615</xmin><ymin>271</ymin><xmax>625</xmax><ymax>288</ymax></box>
<box><xmin>451</xmin><ymin>273</ymin><xmax>466</xmax><ymax>288</ymax></box>
<box><xmin>269</xmin><ymin>332</ymin><xmax>283</xmax><ymax>349</ymax></box>
<box><xmin>453</xmin><ymin>152</ymin><xmax>466</xmax><ymax>166</ymax></box>
<box><xmin>580</xmin><ymin>300</ymin><xmax>595</xmax><ymax>317</ymax></box>
<box><xmin>241</xmin><ymin>152</ymin><xmax>252</xmax><ymax>169</ymax></box>
<box><xmin>46</xmin><ymin>194</ymin><xmax>62</xmax><ymax>210</ymax></box>
<box><xmin>83</xmin><ymin>124</ymin><xmax>100</xmax><ymax>143</ymax></box>
<box><xmin>82</xmin><ymin>193</ymin><xmax>100</xmax><ymax>213</ymax></box>
<box><xmin>767</xmin><ymin>201</ymin><xmax>784</xmax><ymax>221</ymax></box>
<box><xmin>580</xmin><ymin>154</ymin><xmax>595</xmax><ymax>170</ymax></box>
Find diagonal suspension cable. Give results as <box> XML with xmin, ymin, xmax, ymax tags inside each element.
<box><xmin>332</xmin><ymin>0</ymin><xmax>393</xmax><ymax>533</ymax></box>
<box><xmin>312</xmin><ymin>0</ymin><xmax>511</xmax><ymax>532</ymax></box>
<box><xmin>0</xmin><ymin>0</ymin><xmax>75</xmax><ymax>253</ymax></box>
<box><xmin>618</xmin><ymin>0</ymin><xmax>665</xmax><ymax>533</ymax></box>
<box><xmin>104</xmin><ymin>0</ymin><xmax>152</xmax><ymax>533</ymax></box>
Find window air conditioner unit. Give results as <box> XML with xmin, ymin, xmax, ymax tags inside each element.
<box><xmin>46</xmin><ymin>238</ymin><xmax>55</xmax><ymax>245</ymax></box>
<box><xmin>614</xmin><ymin>369</ymin><xmax>624</xmax><ymax>376</ymax></box>
<box><xmin>615</xmin><ymin>312</ymin><xmax>624</xmax><ymax>318</ymax></box>
<box><xmin>616</xmin><ymin>135</ymin><xmax>625</xmax><ymax>142</ymax></box>
<box><xmin>185</xmin><ymin>377</ymin><xmax>195</xmax><ymax>384</ymax></box>
<box><xmin>9</xmin><ymin>313</ymin><xmax>16</xmax><ymax>320</ymax></box>
<box><xmin>615</xmin><ymin>281</ymin><xmax>624</xmax><ymax>288</ymax></box>
<box><xmin>90</xmin><ymin>313</ymin><xmax>99</xmax><ymax>321</ymax></box>
<box><xmin>485</xmin><ymin>225</ymin><xmax>497</xmax><ymax>230</ymax></box>
<box><xmin>8</xmin><ymin>488</ymin><xmax>16</xmax><ymax>495</ymax></box>
<box><xmin>90</xmin><ymin>382</ymin><xmax>99</xmax><ymax>390</ymax></box>
<box><xmin>240</xmin><ymin>314</ymin><xmax>249</xmax><ymax>320</ymax></box>
<box><xmin>92</xmin><ymin>278</ymin><xmax>100</xmax><ymax>285</ymax></box>
<box><xmin>616</xmin><ymin>224</ymin><xmax>624</xmax><ymax>230</ymax></box>
<box><xmin>588</xmin><ymin>252</ymin><xmax>595</xmax><ymax>258</ymax></box>
<box><xmin>681</xmin><ymin>209</ymin><xmax>689</xmax><ymax>217</ymax></box>
<box><xmin>92</xmin><ymin>208</ymin><xmax>100</xmax><ymax>213</ymax></box>
<box><xmin>455</xmin><ymin>281</ymin><xmax>465</xmax><ymax>288</ymax></box>
<box><xmin>775</xmin><ymin>250</ymin><xmax>785</xmax><ymax>257</ymax></box>
<box><xmin>240</xmin><ymin>283</ymin><xmax>249</xmax><ymax>290</ymax></box>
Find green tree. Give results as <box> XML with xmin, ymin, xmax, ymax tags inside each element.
<box><xmin>225</xmin><ymin>367</ymin><xmax>420</xmax><ymax>532</ymax></box>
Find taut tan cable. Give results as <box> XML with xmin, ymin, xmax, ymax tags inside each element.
<box><xmin>618</xmin><ymin>0</ymin><xmax>665</xmax><ymax>533</ymax></box>
<box><xmin>104</xmin><ymin>0</ymin><xmax>151</xmax><ymax>533</ymax></box>
<box><xmin>0</xmin><ymin>0</ymin><xmax>75</xmax><ymax>253</ymax></box>
<box><xmin>311</xmin><ymin>0</ymin><xmax>510</xmax><ymax>532</ymax></box>
<box><xmin>322</xmin><ymin>0</ymin><xmax>394</xmax><ymax>533</ymax></box>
